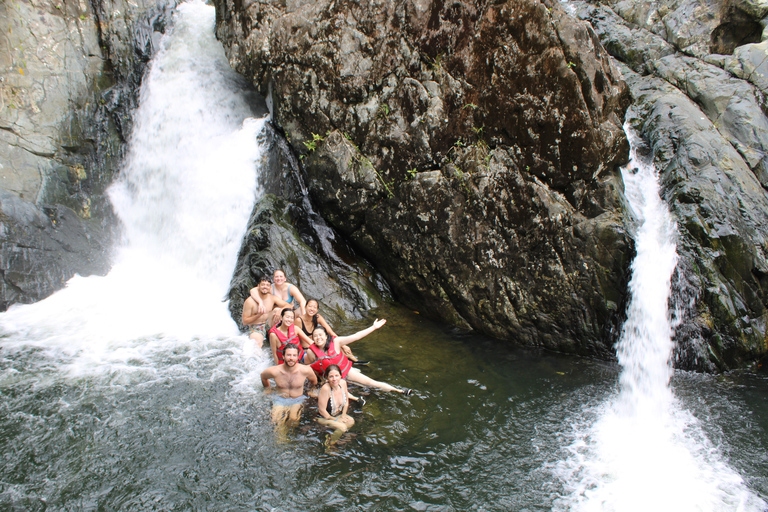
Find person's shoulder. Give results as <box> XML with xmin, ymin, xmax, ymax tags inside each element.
<box><xmin>261</xmin><ymin>364</ymin><xmax>278</xmax><ymax>375</ymax></box>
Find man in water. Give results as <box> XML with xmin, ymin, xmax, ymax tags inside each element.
<box><xmin>260</xmin><ymin>344</ymin><xmax>318</xmax><ymax>428</ymax></box>
<box><xmin>242</xmin><ymin>275</ymin><xmax>290</xmax><ymax>348</ymax></box>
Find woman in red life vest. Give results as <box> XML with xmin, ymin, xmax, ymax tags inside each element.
<box><xmin>305</xmin><ymin>319</ymin><xmax>412</xmax><ymax>395</ymax></box>
<box><xmin>295</xmin><ymin>299</ymin><xmax>365</xmax><ymax>364</ymax></box>
<box><xmin>268</xmin><ymin>308</ymin><xmax>307</xmax><ymax>364</ymax></box>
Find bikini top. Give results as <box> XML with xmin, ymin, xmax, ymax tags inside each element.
<box><xmin>273</xmin><ymin>283</ymin><xmax>295</xmax><ymax>304</ymax></box>
<box><xmin>326</xmin><ymin>384</ymin><xmax>347</xmax><ymax>417</ymax></box>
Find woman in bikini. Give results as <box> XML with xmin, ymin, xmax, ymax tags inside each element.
<box><xmin>316</xmin><ymin>364</ymin><xmax>355</xmax><ymax>445</ymax></box>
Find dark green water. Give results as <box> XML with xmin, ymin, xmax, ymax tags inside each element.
<box><xmin>1</xmin><ymin>304</ymin><xmax>766</xmax><ymax>511</ymax></box>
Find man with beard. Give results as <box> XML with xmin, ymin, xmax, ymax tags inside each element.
<box><xmin>242</xmin><ymin>275</ymin><xmax>291</xmax><ymax>349</ymax></box>
<box><xmin>260</xmin><ymin>343</ymin><xmax>318</xmax><ymax>428</ymax></box>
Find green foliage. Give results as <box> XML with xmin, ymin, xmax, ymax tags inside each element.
<box><xmin>303</xmin><ymin>132</ymin><xmax>324</xmax><ymax>152</ymax></box>
<box><xmin>378</xmin><ymin>104</ymin><xmax>391</xmax><ymax>117</ymax></box>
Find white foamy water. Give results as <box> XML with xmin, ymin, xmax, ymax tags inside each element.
<box><xmin>553</xmin><ymin>129</ymin><xmax>767</xmax><ymax>512</ymax></box>
<box><xmin>0</xmin><ymin>1</ymin><xmax>266</xmax><ymax>375</ymax></box>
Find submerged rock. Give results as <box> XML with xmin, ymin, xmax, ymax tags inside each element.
<box><xmin>215</xmin><ymin>0</ymin><xmax>633</xmax><ymax>358</ymax></box>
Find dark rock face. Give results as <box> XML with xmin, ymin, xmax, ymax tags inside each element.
<box><xmin>575</xmin><ymin>0</ymin><xmax>768</xmax><ymax>370</ymax></box>
<box><xmin>0</xmin><ymin>0</ymin><xmax>176</xmax><ymax>309</ymax></box>
<box><xmin>227</xmin><ymin>125</ymin><xmax>391</xmax><ymax>328</ymax></box>
<box><xmin>215</xmin><ymin>0</ymin><xmax>633</xmax><ymax>357</ymax></box>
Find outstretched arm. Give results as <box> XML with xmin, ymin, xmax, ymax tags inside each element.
<box><xmin>335</xmin><ymin>319</ymin><xmax>387</xmax><ymax>348</ymax></box>
<box><xmin>289</xmin><ymin>285</ymin><xmax>308</xmax><ymax>316</ymax></box>
<box><xmin>295</xmin><ymin>326</ymin><xmax>313</xmax><ymax>348</ymax></box>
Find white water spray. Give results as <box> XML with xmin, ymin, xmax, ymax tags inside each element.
<box><xmin>0</xmin><ymin>1</ymin><xmax>266</xmax><ymax>373</ymax></box>
<box><xmin>554</xmin><ymin>128</ymin><xmax>766</xmax><ymax>511</ymax></box>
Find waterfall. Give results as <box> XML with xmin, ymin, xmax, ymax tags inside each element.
<box><xmin>553</xmin><ymin>127</ymin><xmax>767</xmax><ymax>511</ymax></box>
<box><xmin>0</xmin><ymin>0</ymin><xmax>266</xmax><ymax>375</ymax></box>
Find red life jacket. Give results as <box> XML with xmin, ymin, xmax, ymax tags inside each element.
<box><xmin>308</xmin><ymin>337</ymin><xmax>352</xmax><ymax>378</ymax></box>
<box><xmin>269</xmin><ymin>323</ymin><xmax>303</xmax><ymax>364</ymax></box>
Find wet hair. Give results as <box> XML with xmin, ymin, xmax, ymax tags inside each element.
<box><xmin>273</xmin><ymin>269</ymin><xmax>286</xmax><ymax>277</ymax></box>
<box><xmin>280</xmin><ymin>308</ymin><xmax>293</xmax><ymax>318</ymax></box>
<box><xmin>323</xmin><ymin>364</ymin><xmax>342</xmax><ymax>380</ymax></box>
<box><xmin>258</xmin><ymin>275</ymin><xmax>272</xmax><ymax>284</ymax></box>
<box><xmin>282</xmin><ymin>343</ymin><xmax>299</xmax><ymax>355</ymax></box>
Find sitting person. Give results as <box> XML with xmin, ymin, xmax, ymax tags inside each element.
<box><xmin>242</xmin><ymin>275</ymin><xmax>291</xmax><ymax>349</ymax></box>
<box><xmin>296</xmin><ymin>299</ymin><xmax>366</xmax><ymax>364</ymax></box>
<box><xmin>316</xmin><ymin>364</ymin><xmax>355</xmax><ymax>446</ymax></box>
<box><xmin>260</xmin><ymin>344</ymin><xmax>318</xmax><ymax>434</ymax></box>
<box><xmin>268</xmin><ymin>308</ymin><xmax>307</xmax><ymax>365</ymax></box>
<box><xmin>251</xmin><ymin>269</ymin><xmax>307</xmax><ymax>326</ymax></box>
<box><xmin>305</xmin><ymin>320</ymin><xmax>412</xmax><ymax>395</ymax></box>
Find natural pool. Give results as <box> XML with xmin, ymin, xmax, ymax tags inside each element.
<box><xmin>1</xmin><ymin>304</ymin><xmax>766</xmax><ymax>510</ymax></box>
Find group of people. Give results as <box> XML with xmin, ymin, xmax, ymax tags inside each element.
<box><xmin>243</xmin><ymin>270</ymin><xmax>412</xmax><ymax>443</ymax></box>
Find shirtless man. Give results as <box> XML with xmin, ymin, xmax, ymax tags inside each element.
<box><xmin>242</xmin><ymin>275</ymin><xmax>290</xmax><ymax>349</ymax></box>
<box><xmin>260</xmin><ymin>344</ymin><xmax>318</xmax><ymax>426</ymax></box>
<box><xmin>251</xmin><ymin>269</ymin><xmax>307</xmax><ymax>326</ymax></box>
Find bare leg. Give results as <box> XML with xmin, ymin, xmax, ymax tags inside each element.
<box><xmin>317</xmin><ymin>415</ymin><xmax>355</xmax><ymax>447</ymax></box>
<box><xmin>271</xmin><ymin>405</ymin><xmax>289</xmax><ymax>424</ymax></box>
<box><xmin>346</xmin><ymin>368</ymin><xmax>402</xmax><ymax>393</ymax></box>
<box><xmin>272</xmin><ymin>403</ymin><xmax>303</xmax><ymax>442</ymax></box>
<box><xmin>249</xmin><ymin>332</ymin><xmax>264</xmax><ymax>349</ymax></box>
<box><xmin>287</xmin><ymin>403</ymin><xmax>303</xmax><ymax>423</ymax></box>
<box><xmin>317</xmin><ymin>415</ymin><xmax>355</xmax><ymax>432</ymax></box>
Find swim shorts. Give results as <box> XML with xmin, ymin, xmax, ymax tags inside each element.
<box><xmin>272</xmin><ymin>395</ymin><xmax>306</xmax><ymax>408</ymax></box>
<box><xmin>247</xmin><ymin>323</ymin><xmax>267</xmax><ymax>339</ymax></box>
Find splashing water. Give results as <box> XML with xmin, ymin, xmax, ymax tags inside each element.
<box><xmin>0</xmin><ymin>0</ymin><xmax>267</xmax><ymax>376</ymax></box>
<box><xmin>553</xmin><ymin>128</ymin><xmax>767</xmax><ymax>512</ymax></box>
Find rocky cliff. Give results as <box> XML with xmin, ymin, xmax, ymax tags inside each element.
<box><xmin>0</xmin><ymin>0</ymin><xmax>175</xmax><ymax>309</ymax></box>
<box><xmin>572</xmin><ymin>0</ymin><xmax>768</xmax><ymax>370</ymax></box>
<box><xmin>215</xmin><ymin>0</ymin><xmax>768</xmax><ymax>369</ymax></box>
<box><xmin>215</xmin><ymin>0</ymin><xmax>634</xmax><ymax>359</ymax></box>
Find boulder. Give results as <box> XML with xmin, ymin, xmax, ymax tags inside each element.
<box><xmin>215</xmin><ymin>0</ymin><xmax>633</xmax><ymax>357</ymax></box>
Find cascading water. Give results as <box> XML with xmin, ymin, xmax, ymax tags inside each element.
<box><xmin>553</xmin><ymin>128</ymin><xmax>767</xmax><ymax>511</ymax></box>
<box><xmin>0</xmin><ymin>0</ymin><xmax>266</xmax><ymax>372</ymax></box>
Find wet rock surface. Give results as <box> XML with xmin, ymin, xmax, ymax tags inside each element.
<box><xmin>227</xmin><ymin>124</ymin><xmax>391</xmax><ymax>329</ymax></box>
<box><xmin>0</xmin><ymin>0</ymin><xmax>175</xmax><ymax>308</ymax></box>
<box><xmin>215</xmin><ymin>0</ymin><xmax>634</xmax><ymax>358</ymax></box>
<box><xmin>574</xmin><ymin>0</ymin><xmax>768</xmax><ymax>370</ymax></box>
